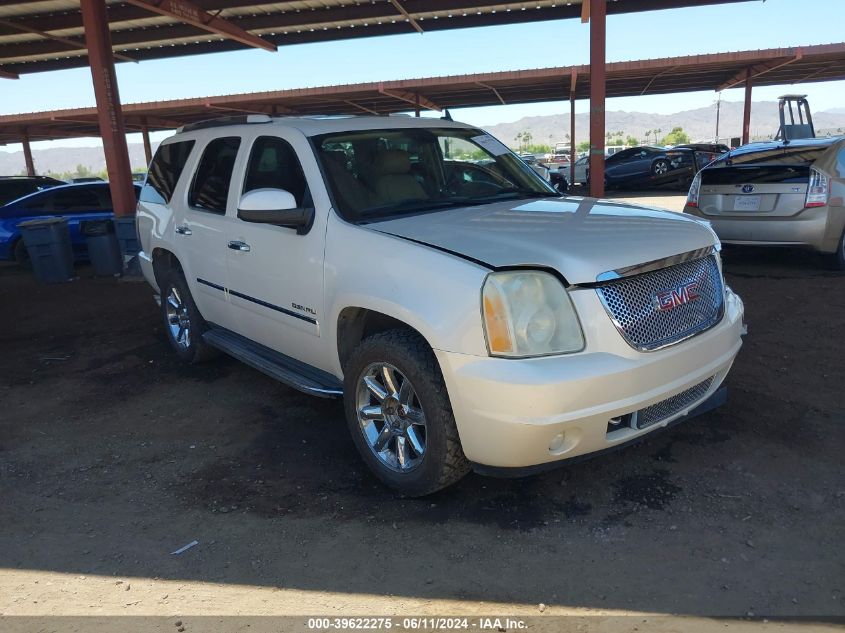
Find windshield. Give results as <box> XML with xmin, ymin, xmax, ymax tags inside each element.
<box><xmin>312</xmin><ymin>127</ymin><xmax>556</xmax><ymax>223</ymax></box>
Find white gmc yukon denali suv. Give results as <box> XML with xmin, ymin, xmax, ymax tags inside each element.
<box><xmin>137</xmin><ymin>115</ymin><xmax>745</xmax><ymax>496</ymax></box>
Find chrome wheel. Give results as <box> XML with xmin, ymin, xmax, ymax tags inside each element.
<box><xmin>165</xmin><ymin>287</ymin><xmax>191</xmax><ymax>350</ymax></box>
<box><xmin>356</xmin><ymin>362</ymin><xmax>426</xmax><ymax>472</ymax></box>
<box><xmin>653</xmin><ymin>161</ymin><xmax>669</xmax><ymax>176</ymax></box>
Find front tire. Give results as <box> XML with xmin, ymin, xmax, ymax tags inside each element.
<box><xmin>159</xmin><ymin>269</ymin><xmax>217</xmax><ymax>363</ymax></box>
<box><xmin>343</xmin><ymin>329</ymin><xmax>470</xmax><ymax>496</ymax></box>
<box><xmin>822</xmin><ymin>228</ymin><xmax>845</xmax><ymax>271</ymax></box>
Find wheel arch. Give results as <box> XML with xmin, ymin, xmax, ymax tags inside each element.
<box><xmin>336</xmin><ymin>306</ymin><xmax>433</xmax><ymax>372</ymax></box>
<box><xmin>151</xmin><ymin>247</ymin><xmax>182</xmax><ymax>289</ymax></box>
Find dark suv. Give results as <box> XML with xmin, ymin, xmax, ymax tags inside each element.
<box><xmin>0</xmin><ymin>176</ymin><xmax>64</xmax><ymax>206</ymax></box>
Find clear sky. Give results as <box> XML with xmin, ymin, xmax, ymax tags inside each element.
<box><xmin>2</xmin><ymin>0</ymin><xmax>845</xmax><ymax>153</ymax></box>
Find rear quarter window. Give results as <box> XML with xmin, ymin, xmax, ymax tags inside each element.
<box><xmin>141</xmin><ymin>140</ymin><xmax>196</xmax><ymax>205</ymax></box>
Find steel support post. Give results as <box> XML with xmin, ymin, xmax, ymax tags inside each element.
<box><xmin>80</xmin><ymin>0</ymin><xmax>136</xmax><ymax>217</ymax></box>
<box><xmin>141</xmin><ymin>119</ymin><xmax>152</xmax><ymax>165</ymax></box>
<box><xmin>22</xmin><ymin>133</ymin><xmax>35</xmax><ymax>176</ymax></box>
<box><xmin>742</xmin><ymin>68</ymin><xmax>753</xmax><ymax>145</ymax></box>
<box><xmin>588</xmin><ymin>0</ymin><xmax>606</xmax><ymax>198</ymax></box>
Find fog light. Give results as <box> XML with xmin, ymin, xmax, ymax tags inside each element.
<box><xmin>549</xmin><ymin>433</ymin><xmax>565</xmax><ymax>452</ymax></box>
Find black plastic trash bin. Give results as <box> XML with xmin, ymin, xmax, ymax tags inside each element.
<box><xmin>81</xmin><ymin>219</ymin><xmax>123</xmax><ymax>276</ymax></box>
<box><xmin>18</xmin><ymin>217</ymin><xmax>74</xmax><ymax>284</ymax></box>
<box><xmin>114</xmin><ymin>217</ymin><xmax>140</xmax><ymax>259</ymax></box>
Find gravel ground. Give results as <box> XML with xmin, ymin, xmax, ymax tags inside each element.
<box><xmin>0</xmin><ymin>238</ymin><xmax>842</xmax><ymax>630</ymax></box>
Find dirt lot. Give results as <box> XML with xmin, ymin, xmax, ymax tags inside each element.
<box><xmin>0</xmin><ymin>241</ymin><xmax>843</xmax><ymax>630</ymax></box>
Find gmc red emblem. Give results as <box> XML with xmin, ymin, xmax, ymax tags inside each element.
<box><xmin>654</xmin><ymin>281</ymin><xmax>701</xmax><ymax>312</ymax></box>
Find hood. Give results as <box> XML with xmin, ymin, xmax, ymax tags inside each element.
<box><xmin>371</xmin><ymin>196</ymin><xmax>717</xmax><ymax>285</ymax></box>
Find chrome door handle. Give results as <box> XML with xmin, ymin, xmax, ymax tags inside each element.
<box><xmin>175</xmin><ymin>225</ymin><xmax>192</xmax><ymax>236</ymax></box>
<box><xmin>227</xmin><ymin>240</ymin><xmax>251</xmax><ymax>252</ymax></box>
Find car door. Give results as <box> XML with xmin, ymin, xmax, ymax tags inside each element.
<box><xmin>223</xmin><ymin>132</ymin><xmax>327</xmax><ymax>370</ymax></box>
<box><xmin>176</xmin><ymin>135</ymin><xmax>243</xmax><ymax>329</ymax></box>
<box><xmin>604</xmin><ymin>148</ymin><xmax>637</xmax><ymax>182</ymax></box>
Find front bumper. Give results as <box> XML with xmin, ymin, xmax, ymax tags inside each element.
<box><xmin>435</xmin><ymin>287</ymin><xmax>744</xmax><ymax>469</ymax></box>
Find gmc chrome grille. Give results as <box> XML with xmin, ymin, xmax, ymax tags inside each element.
<box><xmin>596</xmin><ymin>254</ymin><xmax>724</xmax><ymax>351</ymax></box>
<box><xmin>635</xmin><ymin>376</ymin><xmax>715</xmax><ymax>429</ymax></box>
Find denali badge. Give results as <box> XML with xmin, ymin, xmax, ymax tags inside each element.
<box><xmin>741</xmin><ymin>184</ymin><xmax>755</xmax><ymax>193</ymax></box>
<box><xmin>654</xmin><ymin>281</ymin><xmax>701</xmax><ymax>312</ymax></box>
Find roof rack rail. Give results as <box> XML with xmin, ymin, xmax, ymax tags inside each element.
<box><xmin>178</xmin><ymin>114</ymin><xmax>272</xmax><ymax>133</ymax></box>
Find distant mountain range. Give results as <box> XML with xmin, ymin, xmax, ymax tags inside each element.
<box><xmin>2</xmin><ymin>100</ymin><xmax>844</xmax><ymax>175</ymax></box>
<box><xmin>483</xmin><ymin>100</ymin><xmax>845</xmax><ymax>148</ymax></box>
<box><xmin>0</xmin><ymin>142</ymin><xmax>158</xmax><ymax>177</ymax></box>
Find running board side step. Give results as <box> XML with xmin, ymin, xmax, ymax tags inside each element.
<box><xmin>202</xmin><ymin>327</ymin><xmax>343</xmax><ymax>399</ymax></box>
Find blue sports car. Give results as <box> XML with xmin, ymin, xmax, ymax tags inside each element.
<box><xmin>0</xmin><ymin>182</ymin><xmax>140</xmax><ymax>264</ymax></box>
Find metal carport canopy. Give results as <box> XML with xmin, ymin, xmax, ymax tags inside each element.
<box><xmin>0</xmin><ymin>0</ymin><xmax>755</xmax><ymax>77</ymax></box>
<box><xmin>0</xmin><ymin>0</ymin><xmax>761</xmax><ymax>204</ymax></box>
<box><xmin>1</xmin><ymin>43</ymin><xmax>842</xmax><ymax>144</ymax></box>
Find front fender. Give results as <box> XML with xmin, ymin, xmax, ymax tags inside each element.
<box><xmin>324</xmin><ymin>212</ymin><xmax>490</xmax><ymax>376</ymax></box>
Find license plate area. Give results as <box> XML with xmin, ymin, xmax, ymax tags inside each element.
<box><xmin>733</xmin><ymin>195</ymin><xmax>761</xmax><ymax>211</ymax></box>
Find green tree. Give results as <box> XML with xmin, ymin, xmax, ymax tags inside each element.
<box><xmin>521</xmin><ymin>131</ymin><xmax>532</xmax><ymax>149</ymax></box>
<box><xmin>576</xmin><ymin>140</ymin><xmax>590</xmax><ymax>153</ymax></box>
<box><xmin>73</xmin><ymin>164</ymin><xmax>92</xmax><ymax>178</ymax></box>
<box><xmin>625</xmin><ymin>135</ymin><xmax>639</xmax><ymax>147</ymax></box>
<box><xmin>523</xmin><ymin>143</ymin><xmax>552</xmax><ymax>155</ymax></box>
<box><xmin>661</xmin><ymin>126</ymin><xmax>691</xmax><ymax>146</ymax></box>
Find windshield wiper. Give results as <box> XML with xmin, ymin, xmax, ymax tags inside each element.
<box><xmin>358</xmin><ymin>198</ymin><xmax>473</xmax><ymax>219</ymax></box>
<box><xmin>466</xmin><ymin>188</ymin><xmax>554</xmax><ymax>204</ymax></box>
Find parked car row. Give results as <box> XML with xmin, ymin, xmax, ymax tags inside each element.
<box><xmin>0</xmin><ymin>182</ymin><xmax>140</xmax><ymax>264</ymax></box>
<box><xmin>564</xmin><ymin>144</ymin><xmax>730</xmax><ymax>190</ymax></box>
<box><xmin>519</xmin><ymin>142</ymin><xmax>731</xmax><ymax>193</ymax></box>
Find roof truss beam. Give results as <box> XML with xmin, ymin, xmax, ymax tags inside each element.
<box><xmin>716</xmin><ymin>51</ymin><xmax>803</xmax><ymax>91</ymax></box>
<box><xmin>388</xmin><ymin>0</ymin><xmax>424</xmax><ymax>34</ymax></box>
<box><xmin>476</xmin><ymin>81</ymin><xmax>506</xmax><ymax>105</ymax></box>
<box><xmin>0</xmin><ymin>17</ymin><xmax>136</xmax><ymax>63</ymax></box>
<box><xmin>122</xmin><ymin>0</ymin><xmax>276</xmax><ymax>52</ymax></box>
<box><xmin>0</xmin><ymin>67</ymin><xmax>17</xmax><ymax>79</ymax></box>
<box><xmin>344</xmin><ymin>100</ymin><xmax>381</xmax><ymax>115</ymax></box>
<box><xmin>379</xmin><ymin>87</ymin><xmax>441</xmax><ymax>111</ymax></box>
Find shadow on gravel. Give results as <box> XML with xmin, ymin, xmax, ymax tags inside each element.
<box><xmin>1</xmin><ymin>259</ymin><xmax>843</xmax><ymax>617</ymax></box>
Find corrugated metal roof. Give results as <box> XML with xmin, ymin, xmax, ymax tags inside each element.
<box><xmin>3</xmin><ymin>42</ymin><xmax>843</xmax><ymax>144</ymax></box>
<box><xmin>0</xmin><ymin>0</ymin><xmax>758</xmax><ymax>76</ymax></box>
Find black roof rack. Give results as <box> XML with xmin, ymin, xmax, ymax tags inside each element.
<box><xmin>178</xmin><ymin>114</ymin><xmax>272</xmax><ymax>133</ymax></box>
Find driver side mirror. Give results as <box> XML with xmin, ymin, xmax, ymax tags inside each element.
<box><xmin>237</xmin><ymin>188</ymin><xmax>314</xmax><ymax>235</ymax></box>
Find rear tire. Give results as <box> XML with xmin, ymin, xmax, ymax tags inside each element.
<box><xmin>652</xmin><ymin>159</ymin><xmax>670</xmax><ymax>176</ymax></box>
<box><xmin>343</xmin><ymin>329</ymin><xmax>470</xmax><ymax>496</ymax></box>
<box><xmin>159</xmin><ymin>269</ymin><xmax>217</xmax><ymax>363</ymax></box>
<box><xmin>13</xmin><ymin>239</ymin><xmax>30</xmax><ymax>268</ymax></box>
<box><xmin>822</xmin><ymin>229</ymin><xmax>845</xmax><ymax>271</ymax></box>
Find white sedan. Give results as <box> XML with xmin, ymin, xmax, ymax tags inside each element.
<box><xmin>572</xmin><ymin>155</ymin><xmax>589</xmax><ymax>185</ymax></box>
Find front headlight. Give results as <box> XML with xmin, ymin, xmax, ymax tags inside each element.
<box><xmin>481</xmin><ymin>270</ymin><xmax>585</xmax><ymax>358</ymax></box>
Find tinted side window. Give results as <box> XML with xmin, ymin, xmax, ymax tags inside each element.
<box><xmin>51</xmin><ymin>187</ymin><xmax>104</xmax><ymax>212</ymax></box>
<box><xmin>141</xmin><ymin>140</ymin><xmax>195</xmax><ymax>205</ymax></box>
<box><xmin>189</xmin><ymin>137</ymin><xmax>241</xmax><ymax>214</ymax></box>
<box><xmin>243</xmin><ymin>136</ymin><xmax>308</xmax><ymax>206</ymax></box>
<box><xmin>100</xmin><ymin>185</ymin><xmax>141</xmax><ymax>209</ymax></box>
